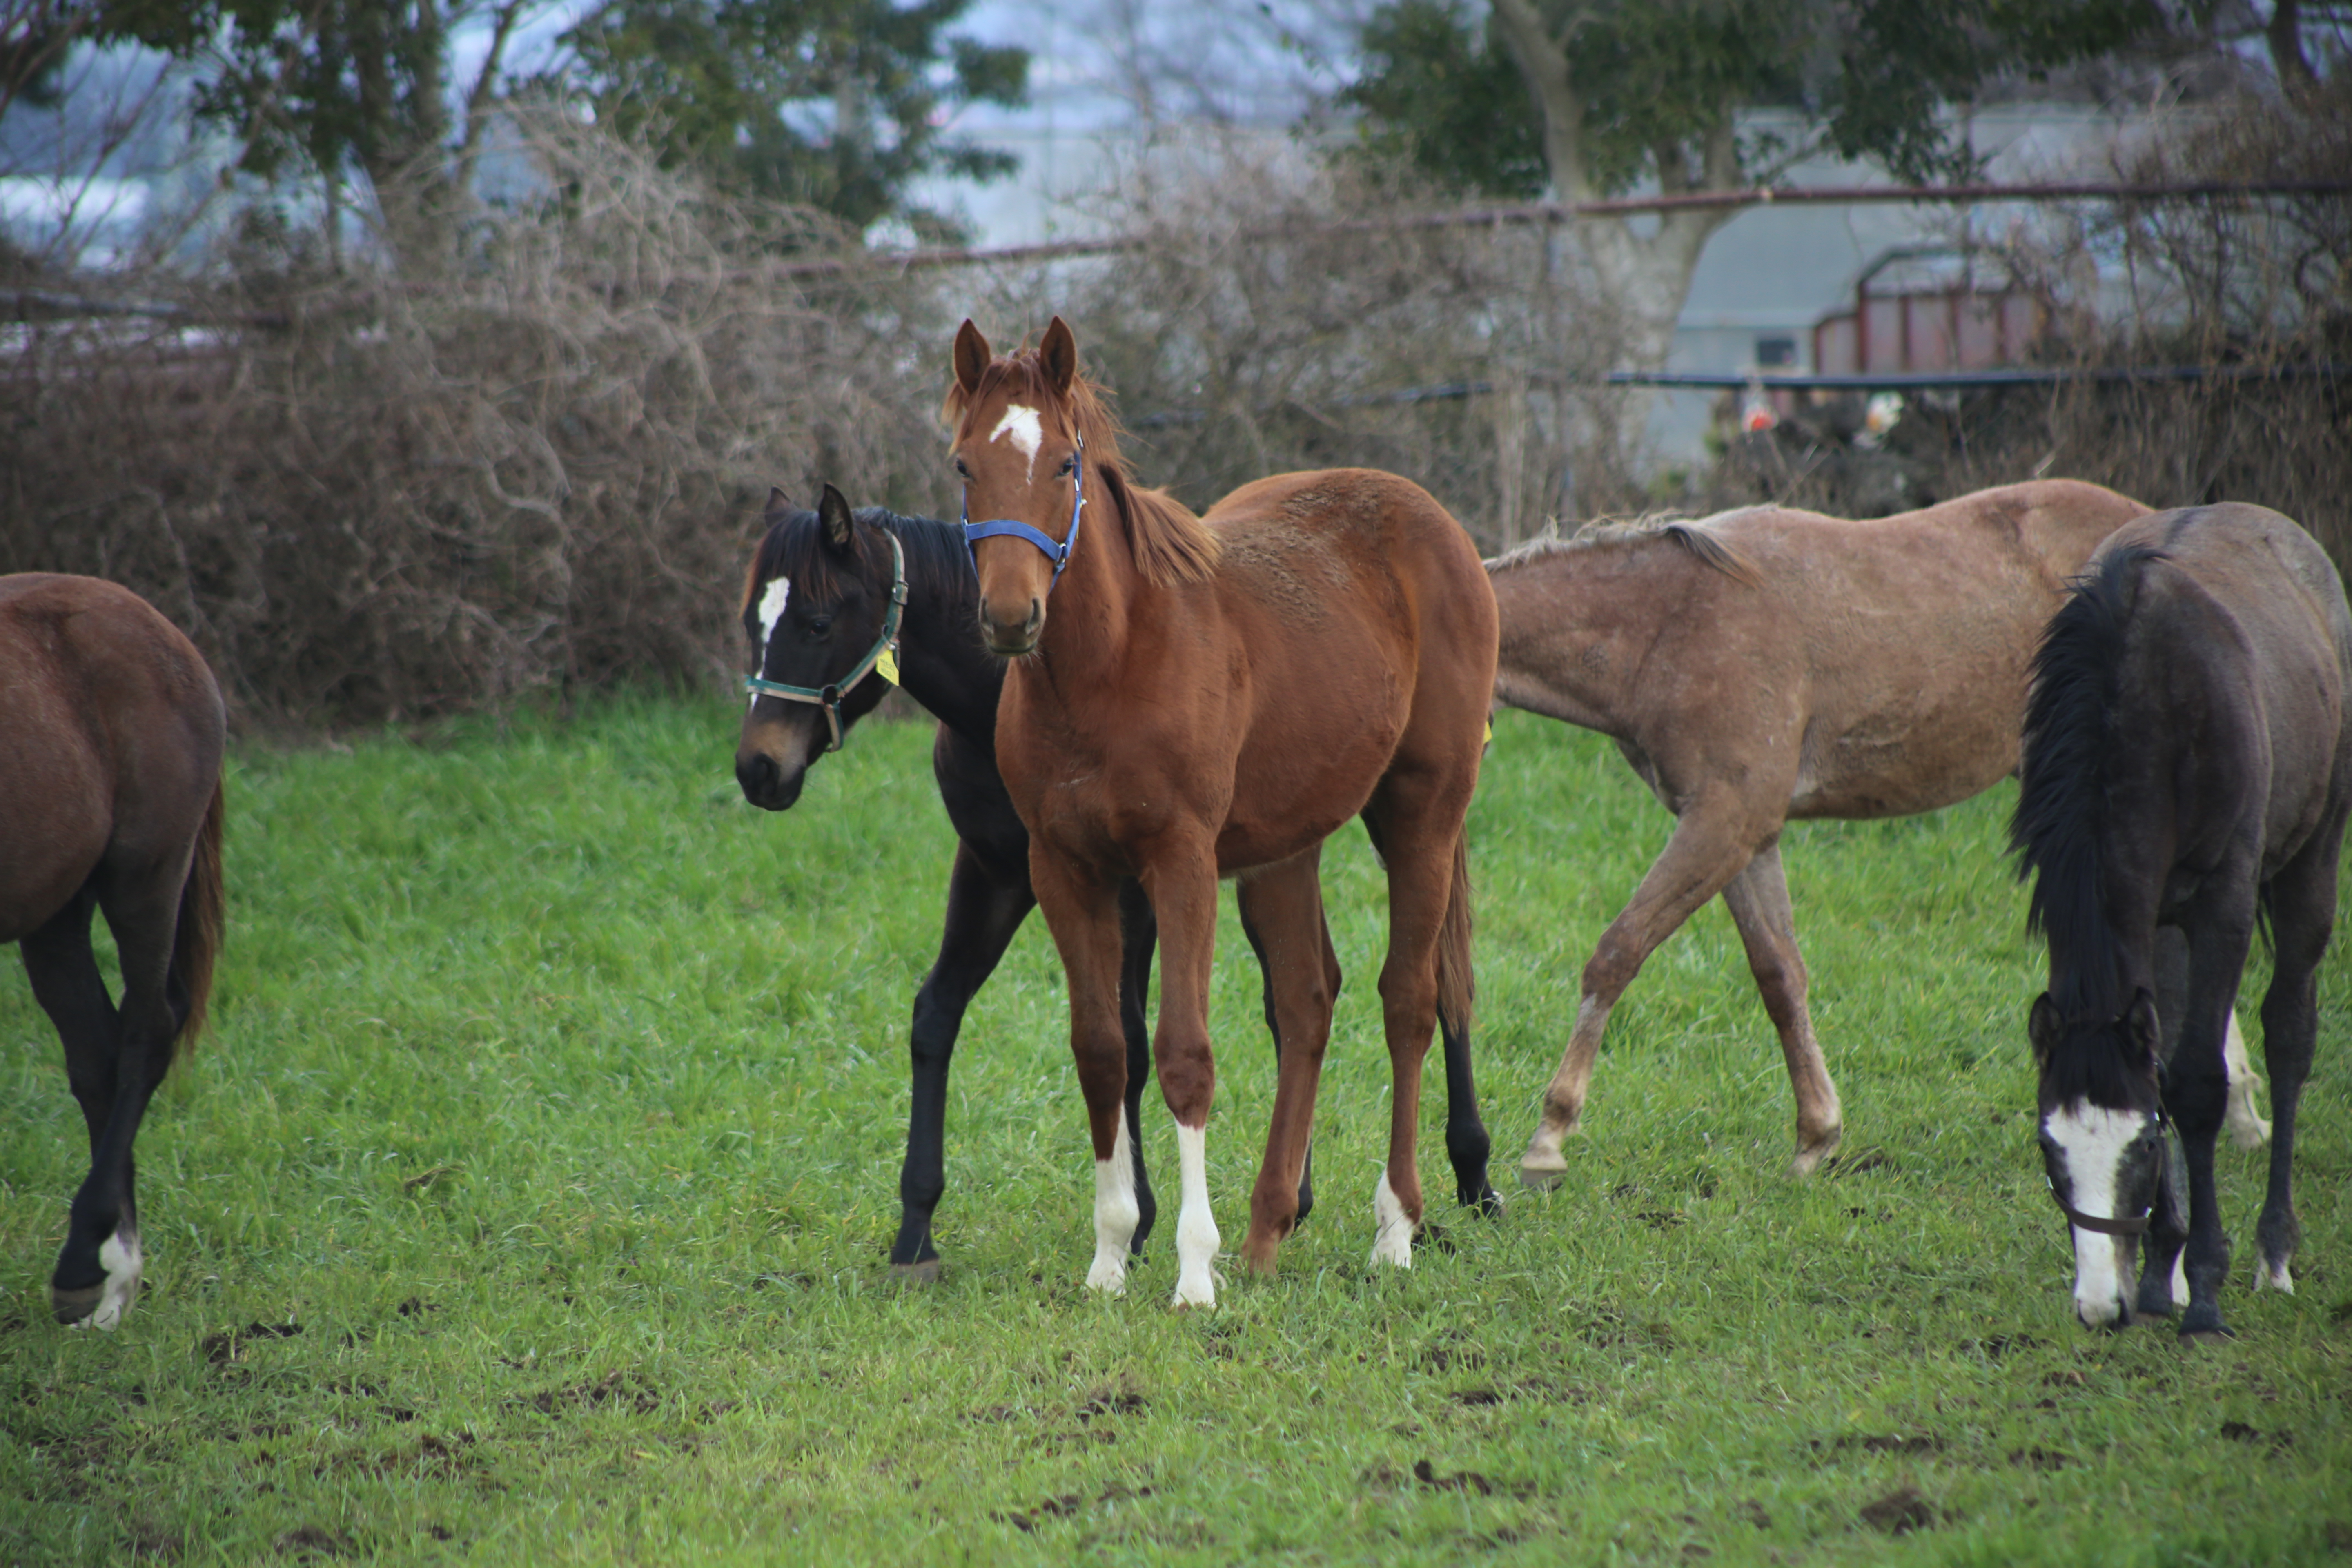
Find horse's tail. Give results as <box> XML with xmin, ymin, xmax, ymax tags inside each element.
<box><xmin>172</xmin><ymin>779</ymin><xmax>226</xmax><ymax>1061</ymax></box>
<box><xmin>1436</xmin><ymin>830</ymin><xmax>1475</xmax><ymax>1039</ymax></box>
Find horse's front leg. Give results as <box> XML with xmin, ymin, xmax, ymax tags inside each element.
<box><xmin>1719</xmin><ymin>840</ymin><xmax>1844</xmax><ymax>1174</ymax></box>
<box><xmin>2172</xmin><ymin>902</ymin><xmax>2260</xmax><ymax>1340</ymax></box>
<box><xmin>891</xmin><ymin>840</ymin><xmax>1035</xmax><ymax>1281</ymax></box>
<box><xmin>1029</xmin><ymin>849</ymin><xmax>1138</xmax><ymax>1294</ymax></box>
<box><xmin>1522</xmin><ymin>784</ymin><xmax>1764</xmax><ymax>1188</ymax></box>
<box><xmin>1141</xmin><ymin>844</ymin><xmax>1224</xmax><ymax>1307</ymax></box>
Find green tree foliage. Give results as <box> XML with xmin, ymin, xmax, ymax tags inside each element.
<box><xmin>558</xmin><ymin>0</ymin><xmax>1029</xmax><ymax>236</ymax></box>
<box><xmin>1341</xmin><ymin>0</ymin><xmax>2167</xmax><ymax>201</ymax></box>
<box><xmin>92</xmin><ymin>1</ymin><xmax>529</xmax><ymax>192</ymax></box>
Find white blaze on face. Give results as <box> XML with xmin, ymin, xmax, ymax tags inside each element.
<box><xmin>2045</xmin><ymin>1102</ymin><xmax>2148</xmax><ymax>1326</ymax></box>
<box><xmin>1171</xmin><ymin>1122</ymin><xmax>1220</xmax><ymax>1309</ymax></box>
<box><xmin>749</xmin><ymin>576</ymin><xmax>791</xmax><ymax>704</ymax></box>
<box><xmin>1086</xmin><ymin>1108</ymin><xmax>1140</xmax><ymax>1294</ymax></box>
<box><xmin>989</xmin><ymin>403</ymin><xmax>1045</xmax><ymax>480</ymax></box>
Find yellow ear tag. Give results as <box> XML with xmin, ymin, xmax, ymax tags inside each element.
<box><xmin>1483</xmin><ymin>720</ymin><xmax>1493</xmax><ymax>745</ymax></box>
<box><xmin>877</xmin><ymin>648</ymin><xmax>901</xmax><ymax>686</ymax></box>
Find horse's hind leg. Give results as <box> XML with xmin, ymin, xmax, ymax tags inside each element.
<box><xmin>892</xmin><ymin>841</ymin><xmax>1036</xmax><ymax>1281</ymax></box>
<box><xmin>1719</xmin><ymin>841</ymin><xmax>1843</xmax><ymax>1175</ymax></box>
<box><xmin>44</xmin><ymin>865</ymin><xmax>187</xmax><ymax>1328</ymax></box>
<box><xmin>1238</xmin><ymin>898</ymin><xmax>1321</xmax><ymax>1227</ymax></box>
<box><xmin>1365</xmin><ymin>815</ymin><xmax>1495</xmax><ymax>1216</ymax></box>
<box><xmin>1522</xmin><ymin>790</ymin><xmax>1760</xmax><ymax>1188</ymax></box>
<box><xmin>21</xmin><ymin>888</ymin><xmax>133</xmax><ymax>1321</ymax></box>
<box><xmin>1235</xmin><ymin>850</ymin><xmax>1336</xmax><ymax>1275</ymax></box>
<box><xmin>1116</xmin><ymin>879</ymin><xmax>1162</xmax><ymax>1252</ymax></box>
<box><xmin>2247</xmin><ymin>802</ymin><xmax>2345</xmax><ymax>1297</ymax></box>
<box><xmin>2156</xmin><ymin>925</ymin><xmax>2265</xmax><ymax>1150</ymax></box>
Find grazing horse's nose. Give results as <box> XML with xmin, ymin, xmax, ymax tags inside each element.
<box><xmin>736</xmin><ymin>748</ymin><xmax>805</xmax><ymax>811</ymax></box>
<box><xmin>978</xmin><ymin>593</ymin><xmax>1043</xmax><ymax>655</ymax></box>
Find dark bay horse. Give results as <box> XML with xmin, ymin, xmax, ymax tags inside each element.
<box><xmin>2</xmin><ymin>575</ymin><xmax>225</xmax><ymax>1327</ymax></box>
<box><xmin>949</xmin><ymin>317</ymin><xmax>1497</xmax><ymax>1305</ymax></box>
<box><xmin>1490</xmin><ymin>481</ymin><xmax>2158</xmax><ymax>1183</ymax></box>
<box><xmin>730</xmin><ymin>485</ymin><xmax>1499</xmax><ymax>1282</ymax></box>
<box><xmin>2013</xmin><ymin>504</ymin><xmax>2348</xmax><ymax>1336</ymax></box>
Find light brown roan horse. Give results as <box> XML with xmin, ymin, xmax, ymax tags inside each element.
<box><xmin>1491</xmin><ymin>480</ymin><xmax>2158</xmax><ymax>1187</ymax></box>
<box><xmin>949</xmin><ymin>317</ymin><xmax>1498</xmax><ymax>1306</ymax></box>
<box><xmin>2</xmin><ymin>575</ymin><xmax>225</xmax><ymax>1327</ymax></box>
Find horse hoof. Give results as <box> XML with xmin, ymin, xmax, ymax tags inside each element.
<box><xmin>1789</xmin><ymin>1130</ymin><xmax>1844</xmax><ymax>1178</ymax></box>
<box><xmin>2178</xmin><ymin>1326</ymin><xmax>2236</xmax><ymax>1346</ymax></box>
<box><xmin>889</xmin><ymin>1258</ymin><xmax>942</xmax><ymax>1287</ymax></box>
<box><xmin>51</xmin><ymin>1283</ymin><xmax>105</xmax><ymax>1327</ymax></box>
<box><xmin>1468</xmin><ymin>1184</ymin><xmax>1505</xmax><ymax>1218</ymax></box>
<box><xmin>1518</xmin><ymin>1162</ymin><xmax>1565</xmax><ymax>1192</ymax></box>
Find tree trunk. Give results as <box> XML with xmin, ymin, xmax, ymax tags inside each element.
<box><xmin>1490</xmin><ymin>0</ymin><xmax>1745</xmax><ymax>449</ymax></box>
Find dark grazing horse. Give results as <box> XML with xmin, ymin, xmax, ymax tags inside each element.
<box><xmin>2</xmin><ymin>574</ymin><xmax>225</xmax><ymax>1327</ymax></box>
<box><xmin>2013</xmin><ymin>504</ymin><xmax>2349</xmax><ymax>1336</ymax></box>
<box><xmin>731</xmin><ymin>485</ymin><xmax>1500</xmax><ymax>1283</ymax></box>
<box><xmin>949</xmin><ymin>317</ymin><xmax>1497</xmax><ymax>1305</ymax></box>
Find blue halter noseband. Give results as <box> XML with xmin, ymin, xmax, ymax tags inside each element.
<box><xmin>961</xmin><ymin>432</ymin><xmax>1086</xmax><ymax>588</ymax></box>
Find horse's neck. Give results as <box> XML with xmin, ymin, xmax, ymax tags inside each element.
<box><xmin>884</xmin><ymin>517</ymin><xmax>1004</xmax><ymax>749</ymax></box>
<box><xmin>1025</xmin><ymin>481</ymin><xmax>1145</xmax><ymax>703</ymax></box>
<box><xmin>1490</xmin><ymin>552</ymin><xmax>1652</xmax><ymax>736</ymax></box>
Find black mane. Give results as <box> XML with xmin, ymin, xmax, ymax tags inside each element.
<box><xmin>747</xmin><ymin>506</ymin><xmax>973</xmax><ymax>614</ymax></box>
<box><xmin>2011</xmin><ymin>544</ymin><xmax>2168</xmax><ymax>1023</ymax></box>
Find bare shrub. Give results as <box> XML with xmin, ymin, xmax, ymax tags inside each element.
<box><xmin>1</xmin><ymin>108</ymin><xmax>952</xmax><ymax>724</ymax></box>
<box><xmin>961</xmin><ymin>134</ymin><xmax>1639</xmax><ymax>552</ymax></box>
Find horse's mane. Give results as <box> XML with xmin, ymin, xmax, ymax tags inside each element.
<box><xmin>942</xmin><ymin>345</ymin><xmax>1221</xmax><ymax>587</ymax></box>
<box><xmin>2011</xmin><ymin>544</ymin><xmax>2167</xmax><ymax>1023</ymax></box>
<box><xmin>740</xmin><ymin>505</ymin><xmax>973</xmax><ymax>619</ymax></box>
<box><xmin>1484</xmin><ymin>511</ymin><xmax>1762</xmax><ymax>587</ymax></box>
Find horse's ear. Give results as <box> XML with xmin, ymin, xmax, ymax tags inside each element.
<box><xmin>767</xmin><ymin>485</ymin><xmax>793</xmax><ymax>512</ymax></box>
<box><xmin>953</xmin><ymin>319</ymin><xmax>991</xmax><ymax>399</ymax></box>
<box><xmin>1040</xmin><ymin>316</ymin><xmax>1078</xmax><ymax>396</ymax></box>
<box><xmin>818</xmin><ymin>483</ymin><xmax>855</xmax><ymax>553</ymax></box>
<box><xmin>2122</xmin><ymin>988</ymin><xmax>2162</xmax><ymax>1061</ymax></box>
<box><xmin>2027</xmin><ymin>992</ymin><xmax>2062</xmax><ymax>1069</ymax></box>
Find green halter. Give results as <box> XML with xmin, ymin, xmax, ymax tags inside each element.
<box><xmin>742</xmin><ymin>533</ymin><xmax>906</xmax><ymax>753</ymax></box>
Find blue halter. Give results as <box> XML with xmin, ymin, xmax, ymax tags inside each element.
<box><xmin>961</xmin><ymin>432</ymin><xmax>1086</xmax><ymax>588</ymax></box>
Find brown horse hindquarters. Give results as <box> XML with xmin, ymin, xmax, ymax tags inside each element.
<box><xmin>0</xmin><ymin>575</ymin><xmax>224</xmax><ymax>1328</ymax></box>
<box><xmin>1492</xmin><ymin>480</ymin><xmax>2149</xmax><ymax>1187</ymax></box>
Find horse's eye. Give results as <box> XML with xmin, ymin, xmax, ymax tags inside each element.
<box><xmin>808</xmin><ymin>618</ymin><xmax>832</xmax><ymax>637</ymax></box>
<box><xmin>1057</xmin><ymin>457</ymin><xmax>1076</xmax><ymax>478</ymax></box>
<box><xmin>954</xmin><ymin>457</ymin><xmax>971</xmax><ymax>479</ymax></box>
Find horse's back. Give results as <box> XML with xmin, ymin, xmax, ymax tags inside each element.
<box><xmin>0</xmin><ymin>575</ymin><xmax>225</xmax><ymax>940</ymax></box>
<box><xmin>2099</xmin><ymin>506</ymin><xmax>2351</xmax><ymax>855</ymax></box>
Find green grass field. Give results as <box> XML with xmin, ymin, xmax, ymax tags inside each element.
<box><xmin>2</xmin><ymin>698</ymin><xmax>2346</xmax><ymax>1565</ymax></box>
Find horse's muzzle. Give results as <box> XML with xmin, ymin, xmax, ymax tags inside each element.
<box><xmin>978</xmin><ymin>595</ymin><xmax>1042</xmax><ymax>657</ymax></box>
<box><xmin>736</xmin><ymin>748</ymin><xmax>807</xmax><ymax>811</ymax></box>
